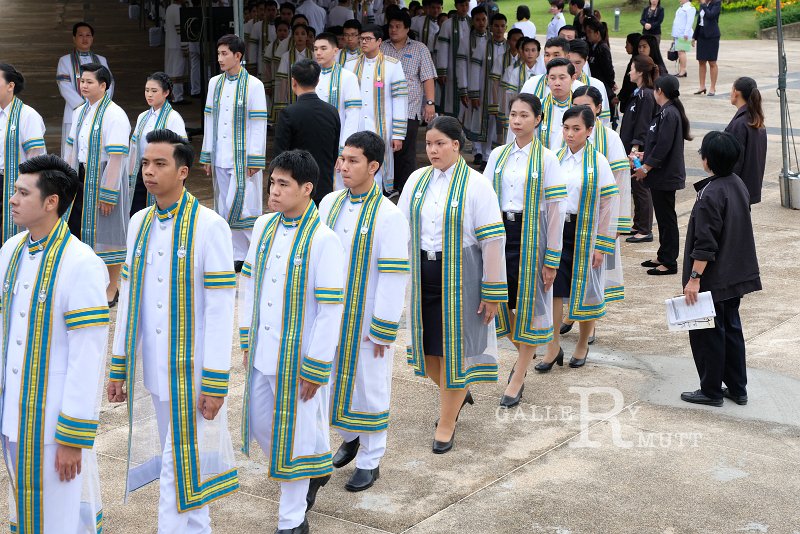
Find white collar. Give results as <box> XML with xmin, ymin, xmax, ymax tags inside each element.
<box><xmin>566</xmin><ymin>145</ymin><xmax>585</xmax><ymax>162</ymax></box>
<box><xmin>0</xmin><ymin>100</ymin><xmax>12</xmax><ymax>115</ymax></box>
<box><xmin>436</xmin><ymin>162</ymin><xmax>457</xmax><ymax>180</ymax></box>
<box><xmin>512</xmin><ymin>140</ymin><xmax>532</xmax><ymax>155</ymax></box>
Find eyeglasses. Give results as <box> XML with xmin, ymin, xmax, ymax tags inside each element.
<box><xmin>359</xmin><ymin>36</ymin><xmax>377</xmax><ymax>42</ymax></box>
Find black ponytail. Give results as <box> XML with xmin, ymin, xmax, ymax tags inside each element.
<box><xmin>655</xmin><ymin>75</ymin><xmax>692</xmax><ymax>141</ymax></box>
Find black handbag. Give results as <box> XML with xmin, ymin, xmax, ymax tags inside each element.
<box><xmin>667</xmin><ymin>42</ymin><xmax>678</xmax><ymax>62</ymax></box>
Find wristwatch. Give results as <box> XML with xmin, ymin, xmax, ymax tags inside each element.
<box><xmin>690</xmin><ymin>270</ymin><xmax>702</xmax><ymax>279</ymax></box>
<box><xmin>425</xmin><ymin>100</ymin><xmax>435</xmax><ymax>106</ymax></box>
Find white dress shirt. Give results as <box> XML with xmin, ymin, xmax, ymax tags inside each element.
<box><xmin>559</xmin><ymin>145</ymin><xmax>617</xmax><ymax>214</ymax></box>
<box><xmin>76</xmin><ymin>99</ymin><xmax>101</xmax><ymax>164</ymax></box>
<box><xmin>0</xmin><ymin>101</ymin><xmax>10</xmax><ymax>172</ymax></box>
<box><xmin>418</xmin><ymin>164</ymin><xmax>453</xmax><ymax>251</ymax></box>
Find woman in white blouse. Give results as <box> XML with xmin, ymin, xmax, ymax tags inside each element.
<box><xmin>483</xmin><ymin>94</ymin><xmax>566</xmax><ymax>408</ymax></box>
<box><xmin>535</xmin><ymin>105</ymin><xmax>620</xmax><ymax>372</ymax></box>
<box><xmin>128</xmin><ymin>72</ymin><xmax>187</xmax><ymax>215</ymax></box>
<box><xmin>398</xmin><ymin>116</ymin><xmax>507</xmax><ymax>454</ymax></box>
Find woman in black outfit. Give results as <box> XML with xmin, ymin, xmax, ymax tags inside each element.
<box><xmin>638</xmin><ymin>34</ymin><xmax>668</xmax><ymax>76</ymax></box>
<box><xmin>640</xmin><ymin>0</ymin><xmax>664</xmax><ymax>45</ymax></box>
<box><xmin>725</xmin><ymin>77</ymin><xmax>767</xmax><ymax>204</ymax></box>
<box><xmin>619</xmin><ymin>55</ymin><xmax>659</xmax><ymax>243</ymax></box>
<box><xmin>693</xmin><ymin>0</ymin><xmax>722</xmax><ymax>95</ymax></box>
<box><xmin>584</xmin><ymin>17</ymin><xmax>615</xmax><ymax>101</ymax></box>
<box><xmin>616</xmin><ymin>32</ymin><xmax>642</xmax><ymax>112</ymax></box>
<box><xmin>631</xmin><ymin>75</ymin><xmax>691</xmax><ymax>275</ymax></box>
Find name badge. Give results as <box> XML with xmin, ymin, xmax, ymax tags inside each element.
<box><xmin>403</xmin><ymin>53</ymin><xmax>413</xmax><ymax>58</ymax></box>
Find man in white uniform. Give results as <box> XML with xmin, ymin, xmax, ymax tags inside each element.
<box><xmin>200</xmin><ymin>34</ymin><xmax>268</xmax><ymax>271</ymax></box>
<box><xmin>345</xmin><ymin>24</ymin><xmax>407</xmax><ymax>194</ymax></box>
<box><xmin>109</xmin><ymin>130</ymin><xmax>239</xmax><ymax>533</ymax></box>
<box><xmin>1</xmin><ymin>154</ymin><xmax>108</xmax><ymax>533</ymax></box>
<box><xmin>56</xmin><ymin>22</ymin><xmax>113</xmax><ymax>158</ymax></box>
<box><xmin>164</xmin><ymin>0</ymin><xmax>191</xmax><ymax>104</ymax></box>
<box><xmin>296</xmin><ymin>0</ymin><xmax>327</xmax><ymax>34</ymax></box>
<box><xmin>319</xmin><ymin>132</ymin><xmax>409</xmax><ymax>492</ymax></box>
<box><xmin>240</xmin><ymin>150</ymin><xmax>345</xmax><ymax>534</ymax></box>
<box><xmin>314</xmin><ymin>33</ymin><xmax>362</xmax><ymax>190</ymax></box>
<box><xmin>0</xmin><ymin>64</ymin><xmax>47</xmax><ymax>244</ymax></box>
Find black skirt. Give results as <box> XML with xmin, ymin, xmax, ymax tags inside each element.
<box><xmin>420</xmin><ymin>253</ymin><xmax>444</xmax><ymax>357</ymax></box>
<box><xmin>696</xmin><ymin>36</ymin><xmax>719</xmax><ymax>62</ymax></box>
<box><xmin>553</xmin><ymin>218</ymin><xmax>577</xmax><ymax>298</ymax></box>
<box><xmin>503</xmin><ymin>214</ymin><xmax>523</xmax><ymax>310</ymax></box>
<box><xmin>129</xmin><ymin>167</ymin><xmax>148</xmax><ymax>217</ymax></box>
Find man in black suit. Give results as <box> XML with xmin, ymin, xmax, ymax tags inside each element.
<box><xmin>273</xmin><ymin>58</ymin><xmax>341</xmax><ymax>204</ymax></box>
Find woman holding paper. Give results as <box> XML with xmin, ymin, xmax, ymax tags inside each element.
<box><xmin>680</xmin><ymin>131</ymin><xmax>761</xmax><ymax>407</ymax></box>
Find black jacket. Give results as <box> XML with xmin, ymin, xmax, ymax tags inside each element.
<box><xmin>640</xmin><ymin>6</ymin><xmax>664</xmax><ymax>35</ymax></box>
<box><xmin>619</xmin><ymin>87</ymin><xmax>657</xmax><ymax>153</ymax></box>
<box><xmin>694</xmin><ymin>0</ymin><xmax>721</xmax><ymax>40</ymax></box>
<box><xmin>724</xmin><ymin>105</ymin><xmax>767</xmax><ymax>204</ymax></box>
<box><xmin>643</xmin><ymin>101</ymin><xmax>686</xmax><ymax>191</ymax></box>
<box><xmin>682</xmin><ymin>174</ymin><xmax>761</xmax><ymax>302</ymax></box>
<box><xmin>273</xmin><ymin>92</ymin><xmax>341</xmax><ymax>204</ymax></box>
<box><xmin>587</xmin><ymin>42</ymin><xmax>615</xmax><ymax>98</ymax></box>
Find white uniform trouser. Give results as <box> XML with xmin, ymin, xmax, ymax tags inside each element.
<box><xmin>5</xmin><ymin>439</ymin><xmax>82</xmax><ymax>533</ymax></box>
<box><xmin>471</xmin><ymin>116</ymin><xmax>496</xmax><ymax>159</ymax></box>
<box><xmin>213</xmin><ymin>166</ymin><xmax>262</xmax><ymax>261</ymax></box>
<box><xmin>189</xmin><ymin>42</ymin><xmax>202</xmax><ymax>95</ymax></box>
<box><xmin>334</xmin><ymin>429</ymin><xmax>387</xmax><ymax>470</ymax></box>
<box><xmin>152</xmin><ymin>395</ymin><xmax>211</xmax><ymax>534</ymax></box>
<box><xmin>249</xmin><ymin>369</ymin><xmax>315</xmax><ymax>530</ymax></box>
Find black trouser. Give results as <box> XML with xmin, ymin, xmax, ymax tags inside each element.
<box><xmin>67</xmin><ymin>163</ymin><xmax>87</xmax><ymax>240</ymax></box>
<box><xmin>631</xmin><ymin>178</ymin><xmax>653</xmax><ymax>234</ymax></box>
<box><xmin>650</xmin><ymin>189</ymin><xmax>678</xmax><ymax>269</ymax></box>
<box><xmin>393</xmin><ymin>118</ymin><xmax>420</xmax><ymax>194</ymax></box>
<box><xmin>688</xmin><ymin>297</ymin><xmax>747</xmax><ymax>400</ymax></box>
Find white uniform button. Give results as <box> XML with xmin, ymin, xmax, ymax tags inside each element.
<box><xmin>16</xmin><ymin>339</ymin><xmax>22</xmax><ymax>346</ymax></box>
<box><xmin>23</xmin><ymin>283</ymin><xmax>29</xmax><ymax>289</ymax></box>
<box><xmin>264</xmin><ymin>325</ymin><xmax>270</xmax><ymax>331</ymax></box>
<box><xmin>267</xmin><ymin>301</ymin><xmax>273</xmax><ymax>307</ymax></box>
<box><xmin>12</xmin><ymin>368</ymin><xmax>18</xmax><ymax>374</ymax></box>
<box><xmin>276</xmin><ymin>253</ymin><xmax>281</xmax><ymax>259</ymax></box>
<box><xmin>158</xmin><ymin>276</ymin><xmax>164</xmax><ymax>283</ymax></box>
<box><xmin>19</xmin><ymin>311</ymin><xmax>25</xmax><ymax>318</ymax></box>
<box><xmin>272</xmin><ymin>276</ymin><xmax>277</xmax><ymax>283</ymax></box>
<box><xmin>160</xmin><ymin>223</ymin><xmax>167</xmax><ymax>230</ymax></box>
<box><xmin>349</xmin><ymin>207</ymin><xmax>354</xmax><ymax>212</ymax></box>
<box><xmin>157</xmin><ymin>302</ymin><xmax>163</xmax><ymax>309</ymax></box>
<box><xmin>158</xmin><ymin>250</ymin><xmax>164</xmax><ymax>256</ymax></box>
<box><xmin>156</xmin><ymin>328</ymin><xmax>162</xmax><ymax>334</ymax></box>
<box><xmin>344</xmin><ymin>228</ymin><xmax>349</xmax><ymax>233</ymax></box>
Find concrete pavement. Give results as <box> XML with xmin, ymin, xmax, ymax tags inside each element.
<box><xmin>1</xmin><ymin>0</ymin><xmax>799</xmax><ymax>532</ymax></box>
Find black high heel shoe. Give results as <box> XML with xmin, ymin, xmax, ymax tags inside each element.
<box><xmin>534</xmin><ymin>347</ymin><xmax>564</xmax><ymax>373</ymax></box>
<box><xmin>435</xmin><ymin>390</ymin><xmax>475</xmax><ymax>428</ymax></box>
<box><xmin>108</xmin><ymin>289</ymin><xmax>119</xmax><ymax>308</ymax></box>
<box><xmin>569</xmin><ymin>348</ymin><xmax>589</xmax><ymax>368</ymax></box>
<box><xmin>499</xmin><ymin>383</ymin><xmax>525</xmax><ymax>408</ymax></box>
<box><xmin>432</xmin><ymin>428</ymin><xmax>455</xmax><ymax>454</ymax></box>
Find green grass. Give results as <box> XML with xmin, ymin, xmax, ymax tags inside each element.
<box><xmin>480</xmin><ymin>0</ymin><xmax>759</xmax><ymax>39</ymax></box>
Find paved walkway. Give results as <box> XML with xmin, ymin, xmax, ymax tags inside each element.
<box><xmin>1</xmin><ymin>0</ymin><xmax>800</xmax><ymax>532</ymax></box>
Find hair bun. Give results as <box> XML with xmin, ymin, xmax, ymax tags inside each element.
<box><xmin>673</xmin><ymin>90</ymin><xmax>680</xmax><ymax>97</ymax></box>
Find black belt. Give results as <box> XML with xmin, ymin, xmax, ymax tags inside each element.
<box><xmin>503</xmin><ymin>210</ymin><xmax>523</xmax><ymax>222</ymax></box>
<box><xmin>420</xmin><ymin>249</ymin><xmax>443</xmax><ymax>261</ymax></box>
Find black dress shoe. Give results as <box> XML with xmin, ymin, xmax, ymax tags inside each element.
<box><xmin>499</xmin><ymin>383</ymin><xmax>524</xmax><ymax>408</ymax></box>
<box><xmin>680</xmin><ymin>389</ymin><xmax>723</xmax><ymax>407</ymax></box>
<box><xmin>275</xmin><ymin>517</ymin><xmax>309</xmax><ymax>534</ymax></box>
<box><xmin>647</xmin><ymin>266</ymin><xmax>678</xmax><ymax>275</ymax></box>
<box><xmin>559</xmin><ymin>322</ymin><xmax>574</xmax><ymax>335</ymax></box>
<box><xmin>234</xmin><ymin>260</ymin><xmax>244</xmax><ymax>273</ymax></box>
<box><xmin>108</xmin><ymin>289</ymin><xmax>119</xmax><ymax>308</ymax></box>
<box><xmin>722</xmin><ymin>387</ymin><xmax>748</xmax><ymax>405</ymax></box>
<box><xmin>587</xmin><ymin>332</ymin><xmax>596</xmax><ymax>345</ymax></box>
<box><xmin>640</xmin><ymin>259</ymin><xmax>660</xmax><ymax>268</ymax></box>
<box><xmin>534</xmin><ymin>347</ymin><xmax>564</xmax><ymax>372</ymax></box>
<box><xmin>305</xmin><ymin>474</ymin><xmax>330</xmax><ymax>512</ymax></box>
<box><xmin>569</xmin><ymin>348</ymin><xmax>589</xmax><ymax>368</ymax></box>
<box><xmin>432</xmin><ymin>429</ymin><xmax>455</xmax><ymax>454</ymax></box>
<box><xmin>626</xmin><ymin>233</ymin><xmax>653</xmax><ymax>243</ymax></box>
<box><xmin>344</xmin><ymin>467</ymin><xmax>380</xmax><ymax>492</ymax></box>
<box><xmin>332</xmin><ymin>437</ymin><xmax>360</xmax><ymax>468</ymax></box>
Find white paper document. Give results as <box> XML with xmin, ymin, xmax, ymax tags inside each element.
<box><xmin>665</xmin><ymin>292</ymin><xmax>716</xmax><ymax>331</ymax></box>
